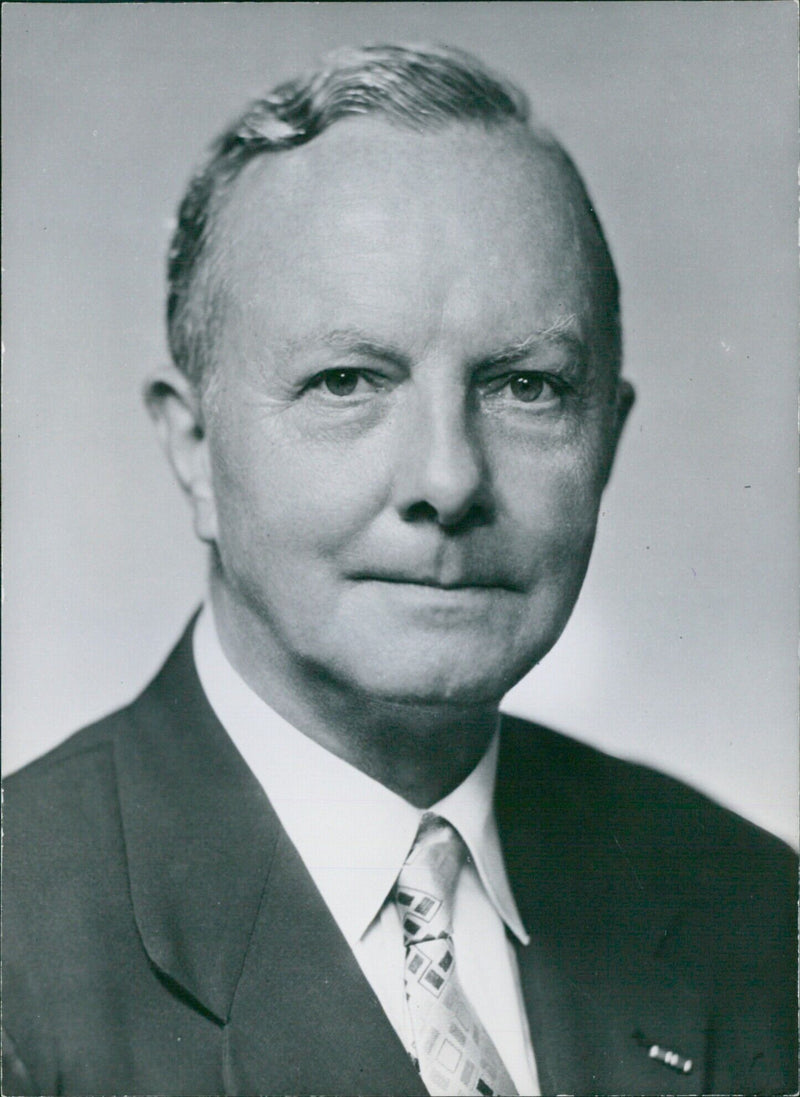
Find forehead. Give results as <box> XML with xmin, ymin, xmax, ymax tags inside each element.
<box><xmin>210</xmin><ymin>118</ymin><xmax>606</xmax><ymax>360</ymax></box>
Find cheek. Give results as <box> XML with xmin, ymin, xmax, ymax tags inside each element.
<box><xmin>496</xmin><ymin>431</ymin><xmax>607</xmax><ymax>555</ymax></box>
<box><xmin>208</xmin><ymin>426</ymin><xmax>384</xmax><ymax>566</ymax></box>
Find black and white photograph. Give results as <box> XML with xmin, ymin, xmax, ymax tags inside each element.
<box><xmin>2</xmin><ymin>3</ymin><xmax>797</xmax><ymax>1094</ymax></box>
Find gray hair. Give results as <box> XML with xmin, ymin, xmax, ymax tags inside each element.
<box><xmin>167</xmin><ymin>43</ymin><xmax>618</xmax><ymax>387</ymax></box>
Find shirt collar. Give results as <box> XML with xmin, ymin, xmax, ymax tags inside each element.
<box><xmin>193</xmin><ymin>605</ymin><xmax>528</xmax><ymax>948</ymax></box>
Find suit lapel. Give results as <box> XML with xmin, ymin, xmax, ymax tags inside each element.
<box><xmin>114</xmin><ymin>624</ymin><xmax>277</xmax><ymax>1021</ymax></box>
<box><xmin>224</xmin><ymin>826</ymin><xmax>426</xmax><ymax>1096</ymax></box>
<box><xmin>497</xmin><ymin>716</ymin><xmax>709</xmax><ymax>1095</ymax></box>
<box><xmin>114</xmin><ymin>623</ymin><xmax>423</xmax><ymax>1094</ymax></box>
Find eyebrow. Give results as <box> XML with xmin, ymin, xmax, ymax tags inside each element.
<box><xmin>476</xmin><ymin>317</ymin><xmax>587</xmax><ymax>371</ymax></box>
<box><xmin>287</xmin><ymin>317</ymin><xmax>586</xmax><ymax>371</ymax></box>
<box><xmin>315</xmin><ymin>329</ymin><xmax>411</xmax><ymax>369</ymax></box>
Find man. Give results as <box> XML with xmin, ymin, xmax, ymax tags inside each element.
<box><xmin>3</xmin><ymin>44</ymin><xmax>796</xmax><ymax>1097</ymax></box>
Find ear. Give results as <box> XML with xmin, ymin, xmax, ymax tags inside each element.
<box><xmin>601</xmin><ymin>376</ymin><xmax>635</xmax><ymax>487</ymax></box>
<box><xmin>614</xmin><ymin>377</ymin><xmax>635</xmax><ymax>439</ymax></box>
<box><xmin>143</xmin><ymin>367</ymin><xmax>218</xmax><ymax>544</ymax></box>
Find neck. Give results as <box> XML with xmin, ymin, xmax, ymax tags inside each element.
<box><xmin>209</xmin><ymin>583</ymin><xmax>500</xmax><ymax>807</ymax></box>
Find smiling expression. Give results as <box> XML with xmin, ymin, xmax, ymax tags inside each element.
<box><xmin>196</xmin><ymin>118</ymin><xmax>630</xmax><ymax>707</ymax></box>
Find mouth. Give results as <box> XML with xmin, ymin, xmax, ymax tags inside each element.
<box><xmin>349</xmin><ymin>572</ymin><xmax>519</xmax><ymax>593</ymax></box>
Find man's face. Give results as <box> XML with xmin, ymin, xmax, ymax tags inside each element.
<box><xmin>200</xmin><ymin>119</ymin><xmax>629</xmax><ymax>706</ymax></box>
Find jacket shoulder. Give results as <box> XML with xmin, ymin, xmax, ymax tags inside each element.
<box><xmin>3</xmin><ymin>707</ymin><xmax>135</xmax><ymax>860</ymax></box>
<box><xmin>6</xmin><ymin>706</ymin><xmax>128</xmax><ymax>783</ymax></box>
<box><xmin>3</xmin><ymin>707</ymin><xmax>135</xmax><ymax>910</ymax></box>
<box><xmin>499</xmin><ymin>711</ymin><xmax>797</xmax><ymax>864</ymax></box>
<box><xmin>497</xmin><ymin>712</ymin><xmax>797</xmax><ymax>960</ymax></box>
<box><xmin>4</xmin><ymin>616</ymin><xmax>199</xmax><ymax>809</ymax></box>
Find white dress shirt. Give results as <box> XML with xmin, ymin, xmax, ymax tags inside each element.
<box><xmin>193</xmin><ymin>606</ymin><xmax>540</xmax><ymax>1095</ymax></box>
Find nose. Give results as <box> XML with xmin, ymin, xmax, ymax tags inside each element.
<box><xmin>393</xmin><ymin>387</ymin><xmax>492</xmax><ymax>529</ymax></box>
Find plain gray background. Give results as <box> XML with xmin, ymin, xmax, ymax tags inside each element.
<box><xmin>3</xmin><ymin>2</ymin><xmax>797</xmax><ymax>848</ymax></box>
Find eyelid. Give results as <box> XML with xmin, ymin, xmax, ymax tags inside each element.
<box><xmin>305</xmin><ymin>367</ymin><xmax>388</xmax><ymax>396</ymax></box>
<box><xmin>308</xmin><ymin>367</ymin><xmax>362</xmax><ymax>382</ymax></box>
<box><xmin>478</xmin><ymin>368</ymin><xmax>568</xmax><ymax>393</ymax></box>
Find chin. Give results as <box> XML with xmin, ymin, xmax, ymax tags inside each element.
<box><xmin>314</xmin><ymin>584</ymin><xmax>575</xmax><ymax>707</ymax></box>
<box><xmin>335</xmin><ymin>645</ymin><xmax>545</xmax><ymax>709</ymax></box>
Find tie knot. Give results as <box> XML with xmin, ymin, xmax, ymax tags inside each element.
<box><xmin>394</xmin><ymin>815</ymin><xmax>467</xmax><ymax>944</ymax></box>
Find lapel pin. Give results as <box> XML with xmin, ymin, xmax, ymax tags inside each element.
<box><xmin>648</xmin><ymin>1043</ymin><xmax>693</xmax><ymax>1074</ymax></box>
<box><xmin>633</xmin><ymin>1030</ymin><xmax>693</xmax><ymax>1075</ymax></box>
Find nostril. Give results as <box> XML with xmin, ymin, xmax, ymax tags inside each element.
<box><xmin>400</xmin><ymin>496</ymin><xmax>493</xmax><ymax>532</ymax></box>
<box><xmin>402</xmin><ymin>500</ymin><xmax>440</xmax><ymax>524</ymax></box>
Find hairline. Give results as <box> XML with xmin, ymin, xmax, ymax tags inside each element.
<box><xmin>167</xmin><ymin>48</ymin><xmax>621</xmax><ymax>392</ymax></box>
<box><xmin>194</xmin><ymin>121</ymin><xmax>623</xmax><ymax>404</ymax></box>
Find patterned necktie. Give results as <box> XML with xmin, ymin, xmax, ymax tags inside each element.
<box><xmin>394</xmin><ymin>814</ymin><xmax>519</xmax><ymax>1097</ymax></box>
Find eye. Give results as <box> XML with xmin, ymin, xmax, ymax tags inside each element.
<box><xmin>317</xmin><ymin>369</ymin><xmax>362</xmax><ymax>397</ymax></box>
<box><xmin>303</xmin><ymin>366</ymin><xmax>391</xmax><ymax>405</ymax></box>
<box><xmin>482</xmin><ymin>371</ymin><xmax>561</xmax><ymax>405</ymax></box>
<box><xmin>508</xmin><ymin>373</ymin><xmax>546</xmax><ymax>402</ymax></box>
<box><xmin>306</xmin><ymin>368</ymin><xmax>383</xmax><ymax>398</ymax></box>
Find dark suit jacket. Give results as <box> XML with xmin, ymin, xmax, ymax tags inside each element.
<box><xmin>3</xmin><ymin>624</ymin><xmax>797</xmax><ymax>1095</ymax></box>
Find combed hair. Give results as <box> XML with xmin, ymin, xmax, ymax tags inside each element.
<box><xmin>166</xmin><ymin>43</ymin><xmax>618</xmax><ymax>386</ymax></box>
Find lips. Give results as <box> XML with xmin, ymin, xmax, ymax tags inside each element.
<box><xmin>349</xmin><ymin>570</ymin><xmax>519</xmax><ymax>592</ymax></box>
